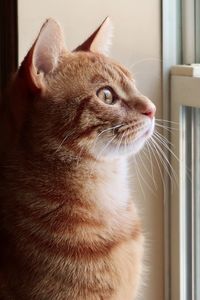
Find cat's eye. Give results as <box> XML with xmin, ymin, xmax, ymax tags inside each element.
<box><xmin>96</xmin><ymin>87</ymin><xmax>116</xmax><ymax>105</ymax></box>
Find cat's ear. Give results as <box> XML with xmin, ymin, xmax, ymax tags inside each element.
<box><xmin>19</xmin><ymin>18</ymin><xmax>66</xmax><ymax>91</ymax></box>
<box><xmin>75</xmin><ymin>17</ymin><xmax>113</xmax><ymax>56</ymax></box>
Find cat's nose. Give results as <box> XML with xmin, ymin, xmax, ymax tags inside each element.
<box><xmin>134</xmin><ymin>96</ymin><xmax>156</xmax><ymax>119</ymax></box>
<box><xmin>142</xmin><ymin>103</ymin><xmax>156</xmax><ymax>118</ymax></box>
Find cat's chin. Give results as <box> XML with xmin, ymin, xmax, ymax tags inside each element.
<box><xmin>91</xmin><ymin>119</ymin><xmax>155</xmax><ymax>160</ymax></box>
<box><xmin>99</xmin><ymin>137</ymin><xmax>147</xmax><ymax>159</ymax></box>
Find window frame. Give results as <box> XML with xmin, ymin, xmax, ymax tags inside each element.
<box><xmin>162</xmin><ymin>1</ymin><xmax>182</xmax><ymax>299</ymax></box>
<box><xmin>162</xmin><ymin>0</ymin><xmax>200</xmax><ymax>297</ymax></box>
<box><xmin>171</xmin><ymin>70</ymin><xmax>200</xmax><ymax>300</ymax></box>
<box><xmin>0</xmin><ymin>0</ymin><xmax>18</xmax><ymax>94</ymax></box>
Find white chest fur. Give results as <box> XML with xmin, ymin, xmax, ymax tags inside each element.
<box><xmin>90</xmin><ymin>158</ymin><xmax>129</xmax><ymax>213</ymax></box>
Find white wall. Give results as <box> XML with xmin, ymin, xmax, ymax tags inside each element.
<box><xmin>18</xmin><ymin>1</ymin><xmax>163</xmax><ymax>299</ymax></box>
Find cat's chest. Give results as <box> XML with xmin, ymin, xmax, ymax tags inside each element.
<box><xmin>87</xmin><ymin>158</ymin><xmax>129</xmax><ymax>212</ymax></box>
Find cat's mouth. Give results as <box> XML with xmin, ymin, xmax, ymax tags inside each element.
<box><xmin>90</xmin><ymin>119</ymin><xmax>154</xmax><ymax>159</ymax></box>
<box><xmin>115</xmin><ymin>118</ymin><xmax>154</xmax><ymax>143</ymax></box>
<box><xmin>111</xmin><ymin>118</ymin><xmax>155</xmax><ymax>155</ymax></box>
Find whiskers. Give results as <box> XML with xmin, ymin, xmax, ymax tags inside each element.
<box><xmin>92</xmin><ymin>124</ymin><xmax>124</xmax><ymax>160</ymax></box>
<box><xmin>75</xmin><ymin>124</ymin><xmax>124</xmax><ymax>168</ymax></box>
<box><xmin>125</xmin><ymin>119</ymin><xmax>180</xmax><ymax>197</ymax></box>
<box><xmin>54</xmin><ymin>129</ymin><xmax>76</xmax><ymax>154</ymax></box>
<box><xmin>130</xmin><ymin>57</ymin><xmax>163</xmax><ymax>70</ymax></box>
<box><xmin>53</xmin><ymin>118</ymin><xmax>180</xmax><ymax>196</ymax></box>
<box><xmin>139</xmin><ymin>119</ymin><xmax>179</xmax><ymax>194</ymax></box>
<box><xmin>93</xmin><ymin>121</ymin><xmax>145</xmax><ymax>159</ymax></box>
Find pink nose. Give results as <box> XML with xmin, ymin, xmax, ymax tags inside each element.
<box><xmin>142</xmin><ymin>104</ymin><xmax>156</xmax><ymax>119</ymax></box>
<box><xmin>134</xmin><ymin>96</ymin><xmax>156</xmax><ymax>119</ymax></box>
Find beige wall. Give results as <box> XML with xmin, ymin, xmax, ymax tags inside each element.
<box><xmin>18</xmin><ymin>1</ymin><xmax>163</xmax><ymax>299</ymax></box>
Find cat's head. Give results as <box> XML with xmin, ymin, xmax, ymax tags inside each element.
<box><xmin>13</xmin><ymin>18</ymin><xmax>156</xmax><ymax>161</ymax></box>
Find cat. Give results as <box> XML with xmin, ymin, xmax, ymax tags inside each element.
<box><xmin>0</xmin><ymin>17</ymin><xmax>156</xmax><ymax>300</ymax></box>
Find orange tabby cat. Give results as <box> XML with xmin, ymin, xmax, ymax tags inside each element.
<box><xmin>0</xmin><ymin>18</ymin><xmax>156</xmax><ymax>299</ymax></box>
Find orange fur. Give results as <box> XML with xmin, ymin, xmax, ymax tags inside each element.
<box><xmin>0</xmin><ymin>19</ymin><xmax>156</xmax><ymax>299</ymax></box>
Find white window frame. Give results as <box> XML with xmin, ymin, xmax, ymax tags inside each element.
<box><xmin>162</xmin><ymin>1</ymin><xmax>182</xmax><ymax>300</ymax></box>
<box><xmin>171</xmin><ymin>67</ymin><xmax>200</xmax><ymax>300</ymax></box>
<box><xmin>162</xmin><ymin>1</ymin><xmax>200</xmax><ymax>299</ymax></box>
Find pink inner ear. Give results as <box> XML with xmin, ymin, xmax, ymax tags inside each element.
<box><xmin>33</xmin><ymin>18</ymin><xmax>66</xmax><ymax>74</ymax></box>
<box><xmin>75</xmin><ymin>17</ymin><xmax>113</xmax><ymax>55</ymax></box>
<box><xmin>34</xmin><ymin>43</ymin><xmax>56</xmax><ymax>74</ymax></box>
<box><xmin>18</xmin><ymin>19</ymin><xmax>67</xmax><ymax>91</ymax></box>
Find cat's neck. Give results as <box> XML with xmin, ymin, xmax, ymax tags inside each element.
<box><xmin>66</xmin><ymin>157</ymin><xmax>129</xmax><ymax>214</ymax></box>
<box><xmin>3</xmin><ymin>149</ymin><xmax>130</xmax><ymax>217</ymax></box>
<box><xmin>23</xmin><ymin>153</ymin><xmax>129</xmax><ymax>212</ymax></box>
<box><xmin>79</xmin><ymin>157</ymin><xmax>129</xmax><ymax>211</ymax></box>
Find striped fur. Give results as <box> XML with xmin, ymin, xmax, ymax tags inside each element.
<box><xmin>0</xmin><ymin>19</ymin><xmax>155</xmax><ymax>299</ymax></box>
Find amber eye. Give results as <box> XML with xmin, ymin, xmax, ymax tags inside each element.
<box><xmin>96</xmin><ymin>87</ymin><xmax>116</xmax><ymax>105</ymax></box>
